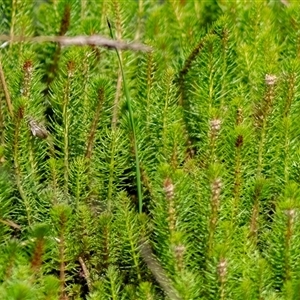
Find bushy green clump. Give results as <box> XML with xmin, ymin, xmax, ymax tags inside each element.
<box><xmin>1</xmin><ymin>1</ymin><xmax>300</xmax><ymax>299</ymax></box>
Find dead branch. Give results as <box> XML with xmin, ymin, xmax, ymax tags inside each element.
<box><xmin>0</xmin><ymin>35</ymin><xmax>152</xmax><ymax>52</ymax></box>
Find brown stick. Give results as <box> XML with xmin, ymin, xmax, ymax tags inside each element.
<box><xmin>139</xmin><ymin>239</ymin><xmax>182</xmax><ymax>300</ymax></box>
<box><xmin>78</xmin><ymin>256</ymin><xmax>91</xmax><ymax>291</ymax></box>
<box><xmin>0</xmin><ymin>218</ymin><xmax>21</xmax><ymax>230</ymax></box>
<box><xmin>0</xmin><ymin>35</ymin><xmax>152</xmax><ymax>52</ymax></box>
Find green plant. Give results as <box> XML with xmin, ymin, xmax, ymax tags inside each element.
<box><xmin>1</xmin><ymin>0</ymin><xmax>300</xmax><ymax>299</ymax></box>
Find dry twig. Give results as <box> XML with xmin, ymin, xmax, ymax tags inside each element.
<box><xmin>0</xmin><ymin>35</ymin><xmax>152</xmax><ymax>52</ymax></box>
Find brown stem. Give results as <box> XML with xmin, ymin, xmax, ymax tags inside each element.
<box><xmin>178</xmin><ymin>36</ymin><xmax>209</xmax><ymax>106</ymax></box>
<box><xmin>31</xmin><ymin>238</ymin><xmax>45</xmax><ymax>272</ymax></box>
<box><xmin>44</xmin><ymin>4</ymin><xmax>71</xmax><ymax>96</ymax></box>
<box><xmin>85</xmin><ymin>88</ymin><xmax>104</xmax><ymax>159</ymax></box>
<box><xmin>0</xmin><ymin>59</ymin><xmax>13</xmax><ymax>117</ymax></box>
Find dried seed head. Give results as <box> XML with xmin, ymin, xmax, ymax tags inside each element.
<box><xmin>285</xmin><ymin>209</ymin><xmax>296</xmax><ymax>220</ymax></box>
<box><xmin>67</xmin><ymin>60</ymin><xmax>75</xmax><ymax>78</ymax></box>
<box><xmin>164</xmin><ymin>178</ymin><xmax>175</xmax><ymax>200</ymax></box>
<box><xmin>173</xmin><ymin>244</ymin><xmax>186</xmax><ymax>271</ymax></box>
<box><xmin>209</xmin><ymin>119</ymin><xmax>222</xmax><ymax>140</ymax></box>
<box><xmin>236</xmin><ymin>108</ymin><xmax>243</xmax><ymax>125</ymax></box>
<box><xmin>23</xmin><ymin>60</ymin><xmax>33</xmax><ymax>73</ymax></box>
<box><xmin>235</xmin><ymin>134</ymin><xmax>243</xmax><ymax>148</ymax></box>
<box><xmin>211</xmin><ymin>178</ymin><xmax>222</xmax><ymax>196</ymax></box>
<box><xmin>210</xmin><ymin>119</ymin><xmax>222</xmax><ymax>132</ymax></box>
<box><xmin>265</xmin><ymin>74</ymin><xmax>277</xmax><ymax>86</ymax></box>
<box><xmin>173</xmin><ymin>244</ymin><xmax>186</xmax><ymax>258</ymax></box>
<box><xmin>217</xmin><ymin>258</ymin><xmax>227</xmax><ymax>279</ymax></box>
<box><xmin>27</xmin><ymin>116</ymin><xmax>48</xmax><ymax>139</ymax></box>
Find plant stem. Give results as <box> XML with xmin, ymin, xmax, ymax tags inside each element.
<box><xmin>107</xmin><ymin>19</ymin><xmax>143</xmax><ymax>213</ymax></box>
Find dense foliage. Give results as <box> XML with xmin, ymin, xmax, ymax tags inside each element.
<box><xmin>1</xmin><ymin>0</ymin><xmax>300</xmax><ymax>299</ymax></box>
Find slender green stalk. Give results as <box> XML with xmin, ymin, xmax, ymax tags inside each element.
<box><xmin>62</xmin><ymin>63</ymin><xmax>73</xmax><ymax>195</ymax></box>
<box><xmin>107</xmin><ymin>19</ymin><xmax>143</xmax><ymax>213</ymax></box>
<box><xmin>13</xmin><ymin>114</ymin><xmax>32</xmax><ymax>226</ymax></box>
